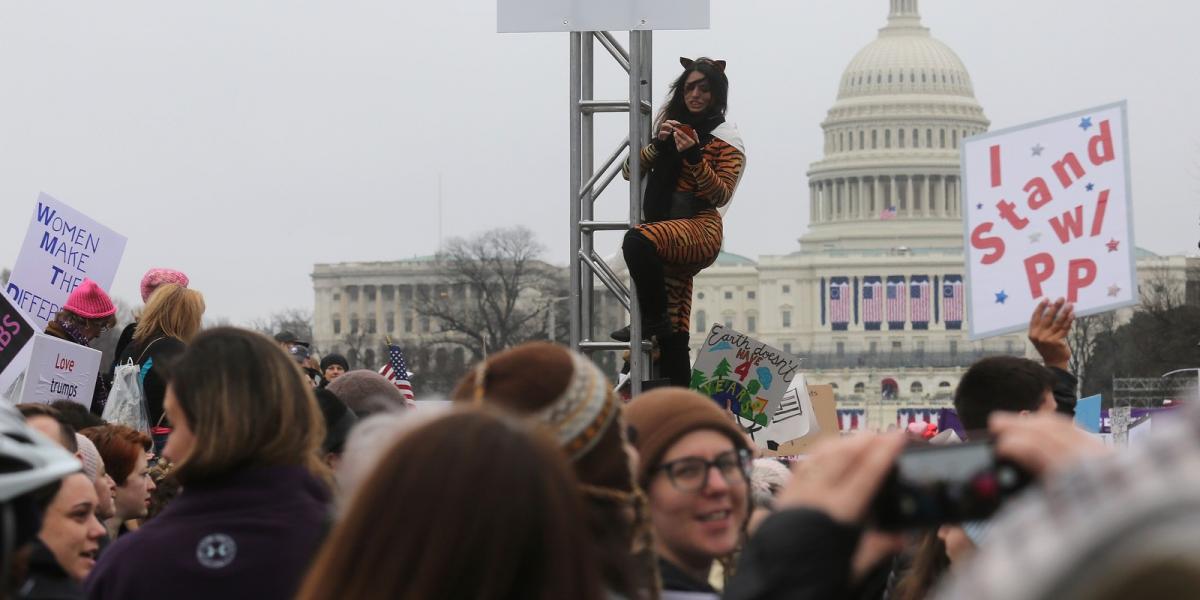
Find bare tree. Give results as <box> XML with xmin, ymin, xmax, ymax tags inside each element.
<box><xmin>339</xmin><ymin>329</ymin><xmax>370</xmax><ymax>369</ymax></box>
<box><xmin>1140</xmin><ymin>263</ymin><xmax>1187</xmax><ymax>314</ymax></box>
<box><xmin>248</xmin><ymin>308</ymin><xmax>314</xmax><ymax>345</ymax></box>
<box><xmin>1067</xmin><ymin>311</ymin><xmax>1118</xmax><ymax>396</ymax></box>
<box><xmin>415</xmin><ymin>226</ymin><xmax>565</xmax><ymax>360</ymax></box>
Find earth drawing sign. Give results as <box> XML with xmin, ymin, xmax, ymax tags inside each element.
<box><xmin>690</xmin><ymin>324</ymin><xmax>803</xmax><ymax>432</ymax></box>
<box><xmin>961</xmin><ymin>101</ymin><xmax>1136</xmax><ymax>339</ymax></box>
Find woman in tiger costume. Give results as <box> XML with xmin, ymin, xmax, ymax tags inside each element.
<box><xmin>613</xmin><ymin>56</ymin><xmax>747</xmax><ymax>387</ymax></box>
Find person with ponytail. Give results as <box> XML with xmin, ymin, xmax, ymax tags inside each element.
<box><xmin>451</xmin><ymin>342</ymin><xmax>659</xmax><ymax>600</ymax></box>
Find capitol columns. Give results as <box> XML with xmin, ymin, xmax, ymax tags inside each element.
<box><xmin>905</xmin><ymin>176</ymin><xmax>915</xmax><ymax>217</ymax></box>
<box><xmin>809</xmin><ymin>181</ymin><xmax>818</xmax><ymax>222</ymax></box>
<box><xmin>858</xmin><ymin>177</ymin><xmax>867</xmax><ymax>219</ymax></box>
<box><xmin>923</xmin><ymin>175</ymin><xmax>932</xmax><ymax>218</ymax></box>
<box><xmin>874</xmin><ymin>177</ymin><xmax>883</xmax><ymax>217</ymax></box>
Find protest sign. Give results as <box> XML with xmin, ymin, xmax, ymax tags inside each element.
<box><xmin>0</xmin><ymin>293</ymin><xmax>37</xmax><ymax>398</ymax></box>
<box><xmin>1109</xmin><ymin>406</ymin><xmax>1131</xmax><ymax>447</ymax></box>
<box><xmin>17</xmin><ymin>333</ymin><xmax>102</xmax><ymax>409</ymax></box>
<box><xmin>1075</xmin><ymin>394</ymin><xmax>1102</xmax><ymax>433</ymax></box>
<box><xmin>756</xmin><ymin>376</ymin><xmax>811</xmax><ymax>448</ymax></box>
<box><xmin>6</xmin><ymin>193</ymin><xmax>127</xmax><ymax>330</ymax></box>
<box><xmin>962</xmin><ymin>102</ymin><xmax>1135</xmax><ymax>339</ymax></box>
<box><xmin>771</xmin><ymin>384</ymin><xmax>839</xmax><ymax>455</ymax></box>
<box><xmin>689</xmin><ymin>324</ymin><xmax>802</xmax><ymax>431</ymax></box>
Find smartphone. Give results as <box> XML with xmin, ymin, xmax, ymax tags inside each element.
<box><xmin>868</xmin><ymin>440</ymin><xmax>1030</xmax><ymax>530</ymax></box>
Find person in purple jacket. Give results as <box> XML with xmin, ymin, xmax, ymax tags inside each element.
<box><xmin>85</xmin><ymin>327</ymin><xmax>332</xmax><ymax>600</ymax></box>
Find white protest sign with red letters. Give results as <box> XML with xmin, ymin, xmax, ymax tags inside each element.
<box><xmin>962</xmin><ymin>102</ymin><xmax>1136</xmax><ymax>339</ymax></box>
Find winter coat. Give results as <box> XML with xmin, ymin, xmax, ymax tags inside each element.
<box><xmin>113</xmin><ymin>335</ymin><xmax>184</xmax><ymax>426</ymax></box>
<box><xmin>659</xmin><ymin>557</ymin><xmax>720</xmax><ymax>597</ymax></box>
<box><xmin>724</xmin><ymin>509</ymin><xmax>862</xmax><ymax>600</ymax></box>
<box><xmin>1049</xmin><ymin>366</ymin><xmax>1078</xmax><ymax>418</ymax></box>
<box><xmin>84</xmin><ymin>465</ymin><xmax>331</xmax><ymax>600</ymax></box>
<box><xmin>17</xmin><ymin>539</ymin><xmax>84</xmax><ymax>599</ymax></box>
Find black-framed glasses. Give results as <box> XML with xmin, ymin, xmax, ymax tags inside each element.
<box><xmin>656</xmin><ymin>448</ymin><xmax>751</xmax><ymax>494</ymax></box>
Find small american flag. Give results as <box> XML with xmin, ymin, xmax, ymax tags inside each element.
<box><xmin>880</xmin><ymin>206</ymin><xmax>897</xmax><ymax>220</ymax></box>
<box><xmin>379</xmin><ymin>342</ymin><xmax>415</xmax><ymax>402</ymax></box>
<box><xmin>910</xmin><ymin>277</ymin><xmax>931</xmax><ymax>327</ymax></box>
<box><xmin>830</xmin><ymin>278</ymin><xmax>851</xmax><ymax>330</ymax></box>
<box><xmin>863</xmin><ymin>277</ymin><xmax>883</xmax><ymax>330</ymax></box>
<box><xmin>943</xmin><ymin>275</ymin><xmax>964</xmax><ymax>328</ymax></box>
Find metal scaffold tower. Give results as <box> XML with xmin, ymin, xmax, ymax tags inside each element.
<box><xmin>498</xmin><ymin>1</ymin><xmax>711</xmax><ymax>395</ymax></box>
<box><xmin>568</xmin><ymin>31</ymin><xmax>654</xmax><ymax>395</ymax></box>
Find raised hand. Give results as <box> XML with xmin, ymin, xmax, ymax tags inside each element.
<box><xmin>1028</xmin><ymin>297</ymin><xmax>1074</xmax><ymax>370</ymax></box>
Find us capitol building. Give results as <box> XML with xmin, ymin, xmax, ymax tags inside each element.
<box><xmin>688</xmin><ymin>0</ymin><xmax>1192</xmax><ymax>431</ymax></box>
<box><xmin>312</xmin><ymin>0</ymin><xmax>1196</xmax><ymax>429</ymax></box>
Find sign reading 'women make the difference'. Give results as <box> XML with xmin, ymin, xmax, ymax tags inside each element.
<box><xmin>690</xmin><ymin>324</ymin><xmax>802</xmax><ymax>431</ymax></box>
<box><xmin>961</xmin><ymin>102</ymin><xmax>1136</xmax><ymax>339</ymax></box>
<box><xmin>6</xmin><ymin>193</ymin><xmax>127</xmax><ymax>330</ymax></box>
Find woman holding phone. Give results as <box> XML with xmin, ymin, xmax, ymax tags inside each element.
<box><xmin>614</xmin><ymin>56</ymin><xmax>746</xmax><ymax>387</ymax></box>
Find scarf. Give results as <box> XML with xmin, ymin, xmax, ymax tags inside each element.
<box><xmin>642</xmin><ymin>113</ymin><xmax>725</xmax><ymax>223</ymax></box>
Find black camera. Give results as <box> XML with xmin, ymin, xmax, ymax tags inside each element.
<box><xmin>869</xmin><ymin>440</ymin><xmax>1031</xmax><ymax>530</ymax></box>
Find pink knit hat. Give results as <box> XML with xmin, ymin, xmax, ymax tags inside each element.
<box><xmin>63</xmin><ymin>279</ymin><xmax>116</xmax><ymax>319</ymax></box>
<box><xmin>140</xmin><ymin>268</ymin><xmax>190</xmax><ymax>302</ymax></box>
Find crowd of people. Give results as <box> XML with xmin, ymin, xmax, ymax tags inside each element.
<box><xmin>1</xmin><ymin>57</ymin><xmax>1195</xmax><ymax>600</ymax></box>
<box><xmin>2</xmin><ymin>262</ymin><xmax>1194</xmax><ymax>600</ymax></box>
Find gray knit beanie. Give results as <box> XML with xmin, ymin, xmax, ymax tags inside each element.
<box><xmin>326</xmin><ymin>369</ymin><xmax>406</xmax><ymax>417</ymax></box>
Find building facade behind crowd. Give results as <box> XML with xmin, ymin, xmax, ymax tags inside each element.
<box><xmin>308</xmin><ymin>0</ymin><xmax>1198</xmax><ymax>423</ymax></box>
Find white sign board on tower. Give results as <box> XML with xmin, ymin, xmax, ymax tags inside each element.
<box><xmin>961</xmin><ymin>102</ymin><xmax>1135</xmax><ymax>339</ymax></box>
<box><xmin>498</xmin><ymin>0</ymin><xmax>709</xmax><ymax>33</ymax></box>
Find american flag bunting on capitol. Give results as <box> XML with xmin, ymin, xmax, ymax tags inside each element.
<box><xmin>910</xmin><ymin>275</ymin><xmax>931</xmax><ymax>330</ymax></box>
<box><xmin>943</xmin><ymin>275</ymin><xmax>965</xmax><ymax>330</ymax></box>
<box><xmin>880</xmin><ymin>206</ymin><xmax>897</xmax><ymax>220</ymax></box>
<box><xmin>886</xmin><ymin>276</ymin><xmax>906</xmax><ymax>330</ymax></box>
<box><xmin>830</xmin><ymin>277</ymin><xmax>851</xmax><ymax>331</ymax></box>
<box><xmin>379</xmin><ymin>341</ymin><xmax>416</xmax><ymax>402</ymax></box>
<box><xmin>862</xmin><ymin>276</ymin><xmax>883</xmax><ymax>331</ymax></box>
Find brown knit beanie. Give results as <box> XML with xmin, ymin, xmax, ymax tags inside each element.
<box><xmin>625</xmin><ymin>387</ymin><xmax>749</xmax><ymax>490</ymax></box>
<box><xmin>453</xmin><ymin>342</ymin><xmax>660</xmax><ymax>600</ymax></box>
<box><xmin>326</xmin><ymin>369</ymin><xmax>405</xmax><ymax>417</ymax></box>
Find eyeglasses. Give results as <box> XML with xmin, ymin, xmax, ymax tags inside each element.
<box><xmin>655</xmin><ymin>448</ymin><xmax>751</xmax><ymax>494</ymax></box>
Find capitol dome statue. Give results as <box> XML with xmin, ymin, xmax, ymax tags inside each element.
<box><xmin>803</xmin><ymin>0</ymin><xmax>989</xmax><ymax>251</ymax></box>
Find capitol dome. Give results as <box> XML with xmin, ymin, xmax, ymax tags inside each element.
<box><xmin>838</xmin><ymin>30</ymin><xmax>974</xmax><ymax>100</ymax></box>
<box><xmin>803</xmin><ymin>0</ymin><xmax>989</xmax><ymax>251</ymax></box>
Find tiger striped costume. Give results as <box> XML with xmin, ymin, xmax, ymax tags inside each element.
<box><xmin>624</xmin><ymin>135</ymin><xmax>746</xmax><ymax>333</ymax></box>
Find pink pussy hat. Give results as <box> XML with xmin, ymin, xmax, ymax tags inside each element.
<box><xmin>63</xmin><ymin>278</ymin><xmax>116</xmax><ymax>319</ymax></box>
<box><xmin>140</xmin><ymin>268</ymin><xmax>190</xmax><ymax>302</ymax></box>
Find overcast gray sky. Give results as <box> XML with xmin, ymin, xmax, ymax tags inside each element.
<box><xmin>1</xmin><ymin>0</ymin><xmax>1196</xmax><ymax>324</ymax></box>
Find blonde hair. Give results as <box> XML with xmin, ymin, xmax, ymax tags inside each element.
<box><xmin>133</xmin><ymin>284</ymin><xmax>205</xmax><ymax>344</ymax></box>
<box><xmin>168</xmin><ymin>327</ymin><xmax>328</xmax><ymax>486</ymax></box>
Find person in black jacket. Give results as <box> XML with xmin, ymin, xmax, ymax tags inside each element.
<box><xmin>626</xmin><ymin>388</ymin><xmax>753</xmax><ymax>596</ymax></box>
<box><xmin>110</xmin><ymin>268</ymin><xmax>191</xmax><ymax>371</ymax></box>
<box><xmin>725</xmin><ymin>434</ymin><xmax>906</xmax><ymax>600</ymax></box>
<box><xmin>34</xmin><ymin>280</ymin><xmax>117</xmax><ymax>412</ymax></box>
<box><xmin>20</xmin><ymin>473</ymin><xmax>106</xmax><ymax>599</ymax></box>
<box><xmin>113</xmin><ymin>284</ymin><xmax>204</xmax><ymax>426</ymax></box>
<box><xmin>953</xmin><ymin>297</ymin><xmax>1079</xmax><ymax>435</ymax></box>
